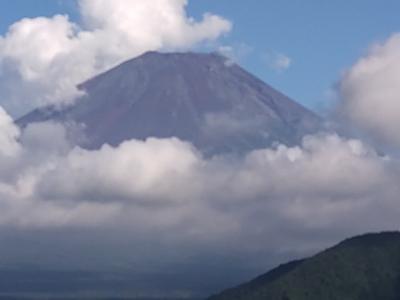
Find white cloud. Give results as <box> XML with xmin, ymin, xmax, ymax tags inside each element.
<box><xmin>0</xmin><ymin>115</ymin><xmax>398</xmax><ymax>250</ymax></box>
<box><xmin>338</xmin><ymin>33</ymin><xmax>400</xmax><ymax>148</ymax></box>
<box><xmin>79</xmin><ymin>0</ymin><xmax>231</xmax><ymax>49</ymax></box>
<box><xmin>217</xmin><ymin>43</ymin><xmax>253</xmax><ymax>66</ymax></box>
<box><xmin>38</xmin><ymin>138</ymin><xmax>201</xmax><ymax>204</ymax></box>
<box><xmin>0</xmin><ymin>111</ymin><xmax>122</xmax><ymax>228</ymax></box>
<box><xmin>262</xmin><ymin>51</ymin><xmax>292</xmax><ymax>72</ymax></box>
<box><xmin>0</xmin><ymin>0</ymin><xmax>232</xmax><ymax>116</ymax></box>
<box><xmin>274</xmin><ymin>53</ymin><xmax>292</xmax><ymax>71</ymax></box>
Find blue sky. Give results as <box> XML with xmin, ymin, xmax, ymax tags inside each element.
<box><xmin>1</xmin><ymin>0</ymin><xmax>399</xmax><ymax>111</ymax></box>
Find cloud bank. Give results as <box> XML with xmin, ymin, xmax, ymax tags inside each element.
<box><xmin>1</xmin><ymin>102</ymin><xmax>400</xmax><ymax>277</ymax></box>
<box><xmin>0</xmin><ymin>0</ymin><xmax>232</xmax><ymax>116</ymax></box>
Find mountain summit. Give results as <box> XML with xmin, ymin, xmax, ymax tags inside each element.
<box><xmin>18</xmin><ymin>51</ymin><xmax>321</xmax><ymax>154</ymax></box>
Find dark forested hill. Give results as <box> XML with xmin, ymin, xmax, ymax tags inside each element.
<box><xmin>208</xmin><ymin>232</ymin><xmax>400</xmax><ymax>300</ymax></box>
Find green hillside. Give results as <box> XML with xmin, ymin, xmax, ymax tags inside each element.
<box><xmin>208</xmin><ymin>232</ymin><xmax>400</xmax><ymax>300</ymax></box>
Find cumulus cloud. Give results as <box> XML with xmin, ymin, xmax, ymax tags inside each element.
<box><xmin>0</xmin><ymin>0</ymin><xmax>232</xmax><ymax>116</ymax></box>
<box><xmin>0</xmin><ymin>107</ymin><xmax>121</xmax><ymax>228</ymax></box>
<box><xmin>1</xmin><ymin>108</ymin><xmax>399</xmax><ymax>253</ymax></box>
<box><xmin>338</xmin><ymin>33</ymin><xmax>400</xmax><ymax>148</ymax></box>
<box><xmin>38</xmin><ymin>138</ymin><xmax>201</xmax><ymax>204</ymax></box>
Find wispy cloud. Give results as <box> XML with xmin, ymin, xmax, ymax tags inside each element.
<box><xmin>217</xmin><ymin>43</ymin><xmax>253</xmax><ymax>66</ymax></box>
<box><xmin>262</xmin><ymin>51</ymin><xmax>292</xmax><ymax>72</ymax></box>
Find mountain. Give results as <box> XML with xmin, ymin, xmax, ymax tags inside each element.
<box><xmin>208</xmin><ymin>232</ymin><xmax>400</xmax><ymax>300</ymax></box>
<box><xmin>17</xmin><ymin>51</ymin><xmax>321</xmax><ymax>154</ymax></box>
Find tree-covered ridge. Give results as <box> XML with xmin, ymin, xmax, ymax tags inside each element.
<box><xmin>208</xmin><ymin>232</ymin><xmax>400</xmax><ymax>300</ymax></box>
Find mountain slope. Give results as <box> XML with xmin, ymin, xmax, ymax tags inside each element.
<box><xmin>18</xmin><ymin>51</ymin><xmax>321</xmax><ymax>154</ymax></box>
<box><xmin>208</xmin><ymin>232</ymin><xmax>400</xmax><ymax>300</ymax></box>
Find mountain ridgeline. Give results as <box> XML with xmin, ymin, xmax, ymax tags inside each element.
<box><xmin>208</xmin><ymin>232</ymin><xmax>400</xmax><ymax>300</ymax></box>
<box><xmin>18</xmin><ymin>51</ymin><xmax>321</xmax><ymax>155</ymax></box>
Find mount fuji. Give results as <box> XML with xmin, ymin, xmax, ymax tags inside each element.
<box><xmin>18</xmin><ymin>51</ymin><xmax>321</xmax><ymax>154</ymax></box>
